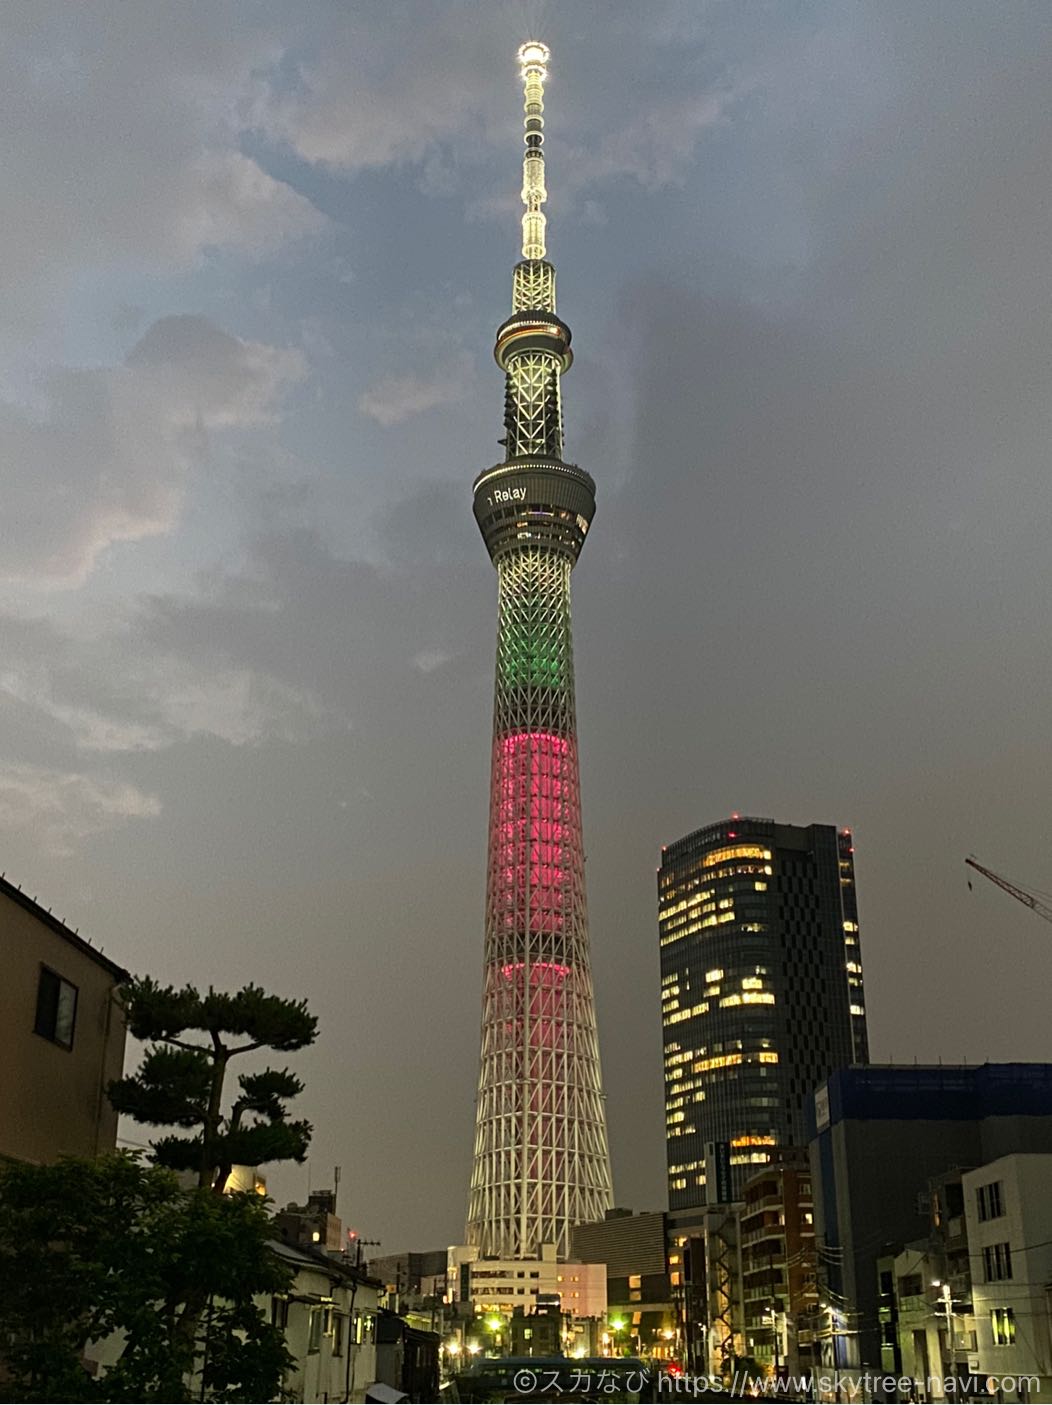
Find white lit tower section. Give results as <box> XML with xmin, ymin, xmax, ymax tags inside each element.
<box><xmin>467</xmin><ymin>42</ymin><xmax>613</xmax><ymax>1261</ymax></box>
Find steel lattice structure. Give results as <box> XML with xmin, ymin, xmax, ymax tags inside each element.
<box><xmin>466</xmin><ymin>42</ymin><xmax>613</xmax><ymax>1261</ymax></box>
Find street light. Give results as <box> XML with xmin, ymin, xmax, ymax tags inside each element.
<box><xmin>932</xmin><ymin>1280</ymin><xmax>956</xmax><ymax>1378</ymax></box>
<box><xmin>764</xmin><ymin>1307</ymin><xmax>783</xmax><ymax>1379</ymax></box>
<box><xmin>484</xmin><ymin>1314</ymin><xmax>504</xmax><ymax>1357</ymax></box>
<box><xmin>443</xmin><ymin>1340</ymin><xmax>461</xmax><ymax>1378</ymax></box>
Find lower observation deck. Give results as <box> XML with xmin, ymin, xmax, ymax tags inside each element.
<box><xmin>473</xmin><ymin>457</ymin><xmax>596</xmax><ymax>563</ymax></box>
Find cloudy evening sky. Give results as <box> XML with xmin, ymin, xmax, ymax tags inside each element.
<box><xmin>3</xmin><ymin>0</ymin><xmax>1052</xmax><ymax>1249</ymax></box>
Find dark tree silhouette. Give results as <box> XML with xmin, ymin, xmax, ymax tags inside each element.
<box><xmin>108</xmin><ymin>977</ymin><xmax>317</xmax><ymax>1192</ymax></box>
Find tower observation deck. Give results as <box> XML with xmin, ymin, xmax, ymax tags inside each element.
<box><xmin>466</xmin><ymin>41</ymin><xmax>613</xmax><ymax>1262</ymax></box>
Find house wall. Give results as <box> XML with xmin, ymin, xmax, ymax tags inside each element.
<box><xmin>273</xmin><ymin>1261</ymin><xmax>379</xmax><ymax>1404</ymax></box>
<box><xmin>966</xmin><ymin>1154</ymin><xmax>1052</xmax><ymax>1397</ymax></box>
<box><xmin>0</xmin><ymin>885</ymin><xmax>126</xmax><ymax>1163</ymax></box>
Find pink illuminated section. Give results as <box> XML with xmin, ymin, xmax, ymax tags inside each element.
<box><xmin>500</xmin><ymin>960</ymin><xmax>572</xmax><ymax>981</ymax></box>
<box><xmin>495</xmin><ymin>960</ymin><xmax>571</xmax><ymax>1051</ymax></box>
<box><xmin>491</xmin><ymin>730</ymin><xmax>578</xmax><ymax>934</ymax></box>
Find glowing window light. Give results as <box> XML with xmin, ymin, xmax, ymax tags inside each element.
<box><xmin>665</xmin><ymin>1002</ymin><xmax>709</xmax><ymax>1025</ymax></box>
<box><xmin>693</xmin><ymin>1053</ymin><xmax>743</xmax><ymax>1074</ymax></box>
<box><xmin>702</xmin><ymin>845</ymin><xmax>772</xmax><ymax>868</ymax></box>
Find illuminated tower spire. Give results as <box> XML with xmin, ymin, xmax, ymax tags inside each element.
<box><xmin>467</xmin><ymin>41</ymin><xmax>613</xmax><ymax>1261</ymax></box>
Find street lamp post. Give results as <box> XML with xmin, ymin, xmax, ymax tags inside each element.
<box><xmin>765</xmin><ymin>1306</ymin><xmax>782</xmax><ymax>1380</ymax></box>
<box><xmin>932</xmin><ymin>1281</ymin><xmax>956</xmax><ymax>1384</ymax></box>
<box><xmin>609</xmin><ymin>1318</ymin><xmax>628</xmax><ymax>1358</ymax></box>
<box><xmin>444</xmin><ymin>1339</ymin><xmax>461</xmax><ymax>1383</ymax></box>
<box><xmin>486</xmin><ymin>1314</ymin><xmax>504</xmax><ymax>1357</ymax></box>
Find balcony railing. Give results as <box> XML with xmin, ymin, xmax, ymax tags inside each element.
<box><xmin>741</xmin><ymin>1194</ymin><xmax>784</xmax><ymax>1217</ymax></box>
<box><xmin>742</xmin><ymin>1224</ymin><xmax>786</xmax><ymax>1248</ymax></box>
<box><xmin>743</xmin><ymin>1283</ymin><xmax>786</xmax><ymax>1303</ymax></box>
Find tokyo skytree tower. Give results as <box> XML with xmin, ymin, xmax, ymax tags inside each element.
<box><xmin>467</xmin><ymin>41</ymin><xmax>613</xmax><ymax>1261</ymax></box>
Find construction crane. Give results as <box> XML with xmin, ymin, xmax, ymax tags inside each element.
<box><xmin>965</xmin><ymin>855</ymin><xmax>1052</xmax><ymax>925</ymax></box>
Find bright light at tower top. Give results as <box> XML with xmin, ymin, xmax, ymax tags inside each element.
<box><xmin>518</xmin><ymin>40</ymin><xmax>550</xmax><ymax>75</ymax></box>
<box><xmin>517</xmin><ymin>40</ymin><xmax>550</xmax><ymax>261</ymax></box>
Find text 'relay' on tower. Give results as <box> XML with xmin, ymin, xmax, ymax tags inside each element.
<box><xmin>467</xmin><ymin>41</ymin><xmax>614</xmax><ymax>1262</ymax></box>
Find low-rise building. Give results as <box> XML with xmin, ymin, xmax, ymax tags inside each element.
<box><xmin>276</xmin><ymin>1189</ymin><xmax>349</xmax><ymax>1254</ymax></box>
<box><xmin>447</xmin><ymin>1243</ymin><xmax>606</xmax><ymax>1323</ymax></box>
<box><xmin>369</xmin><ymin>1250</ymin><xmax>448</xmax><ymax>1301</ymax></box>
<box><xmin>882</xmin><ymin>1241</ymin><xmax>973</xmax><ymax>1396</ymax></box>
<box><xmin>571</xmin><ymin>1209</ymin><xmax>678</xmax><ymax>1359</ymax></box>
<box><xmin>965</xmin><ymin>1153</ymin><xmax>1052</xmax><ymax>1397</ymax></box>
<box><xmin>374</xmin><ymin>1310</ymin><xmax>439</xmax><ymax>1402</ymax></box>
<box><xmin>740</xmin><ymin>1147</ymin><xmax>817</xmax><ymax>1378</ymax></box>
<box><xmin>808</xmin><ymin>1064</ymin><xmax>1052</xmax><ymax>1377</ymax></box>
<box><xmin>0</xmin><ymin>874</ymin><xmax>128</xmax><ymax>1164</ymax></box>
<box><xmin>268</xmin><ymin>1238</ymin><xmax>381</xmax><ymax>1404</ymax></box>
<box><xmin>508</xmin><ymin>1299</ymin><xmax>563</xmax><ymax>1357</ymax></box>
<box><xmin>666</xmin><ymin>1202</ymin><xmax>746</xmax><ymax>1379</ymax></box>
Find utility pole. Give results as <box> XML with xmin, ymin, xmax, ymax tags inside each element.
<box><xmin>355</xmin><ymin>1238</ymin><xmax>380</xmax><ymax>1272</ymax></box>
<box><xmin>768</xmin><ymin>1249</ymin><xmax>781</xmax><ymax>1381</ymax></box>
<box><xmin>935</xmin><ymin>1280</ymin><xmax>955</xmax><ymax>1385</ymax></box>
<box><xmin>343</xmin><ymin>1239</ymin><xmax>380</xmax><ymax>1405</ymax></box>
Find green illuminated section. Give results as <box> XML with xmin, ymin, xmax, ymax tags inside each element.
<box><xmin>500</xmin><ymin>589</ymin><xmax>565</xmax><ymax>688</ymax></box>
<box><xmin>495</xmin><ymin>550</ymin><xmax>573</xmax><ymax>695</ymax></box>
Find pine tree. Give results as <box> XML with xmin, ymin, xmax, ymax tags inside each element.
<box><xmin>108</xmin><ymin>977</ymin><xmax>317</xmax><ymax>1192</ymax></box>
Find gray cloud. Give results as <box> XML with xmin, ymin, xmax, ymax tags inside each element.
<box><xmin>0</xmin><ymin>3</ymin><xmax>321</xmax><ymax>327</ymax></box>
<box><xmin>0</xmin><ymin>598</ymin><xmax>333</xmax><ymax>757</ymax></box>
<box><xmin>0</xmin><ymin>762</ymin><xmax>160</xmax><ymax>856</ymax></box>
<box><xmin>358</xmin><ymin>352</ymin><xmax>475</xmax><ymax>427</ymax></box>
<box><xmin>253</xmin><ymin>1</ymin><xmax>737</xmax><ymax>211</ymax></box>
<box><xmin>0</xmin><ymin>315</ymin><xmax>305</xmax><ymax>583</ymax></box>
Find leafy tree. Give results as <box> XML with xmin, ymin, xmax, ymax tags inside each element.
<box><xmin>0</xmin><ymin>1154</ymin><xmax>293</xmax><ymax>1403</ymax></box>
<box><xmin>108</xmin><ymin>977</ymin><xmax>316</xmax><ymax>1192</ymax></box>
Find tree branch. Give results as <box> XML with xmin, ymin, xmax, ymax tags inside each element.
<box><xmin>156</xmin><ymin>1035</ymin><xmax>210</xmax><ymax>1056</ymax></box>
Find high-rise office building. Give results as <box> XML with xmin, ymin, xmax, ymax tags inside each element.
<box><xmin>465</xmin><ymin>42</ymin><xmax>613</xmax><ymax>1261</ymax></box>
<box><xmin>658</xmin><ymin>816</ymin><xmax>868</xmax><ymax>1208</ymax></box>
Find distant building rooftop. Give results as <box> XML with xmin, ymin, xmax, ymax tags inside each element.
<box><xmin>268</xmin><ymin>1237</ymin><xmax>381</xmax><ymax>1289</ymax></box>
<box><xmin>811</xmin><ymin>1063</ymin><xmax>1052</xmax><ymax>1136</ymax></box>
